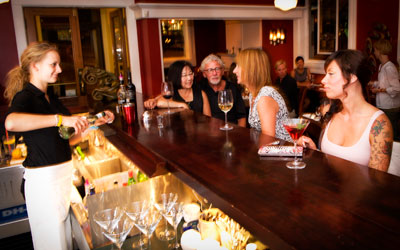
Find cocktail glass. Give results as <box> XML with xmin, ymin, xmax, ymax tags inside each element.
<box><xmin>93</xmin><ymin>207</ymin><xmax>125</xmax><ymax>233</ymax></box>
<box><xmin>164</xmin><ymin>202</ymin><xmax>184</xmax><ymax>249</ymax></box>
<box><xmin>102</xmin><ymin>217</ymin><xmax>133</xmax><ymax>250</ymax></box>
<box><xmin>154</xmin><ymin>193</ymin><xmax>178</xmax><ymax>241</ymax></box>
<box><xmin>125</xmin><ymin>200</ymin><xmax>150</xmax><ymax>248</ymax></box>
<box><xmin>134</xmin><ymin>204</ymin><xmax>162</xmax><ymax>249</ymax></box>
<box><xmin>283</xmin><ymin>118</ymin><xmax>310</xmax><ymax>169</ymax></box>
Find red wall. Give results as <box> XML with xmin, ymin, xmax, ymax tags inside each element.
<box><xmin>356</xmin><ymin>0</ymin><xmax>398</xmax><ymax>62</ymax></box>
<box><xmin>262</xmin><ymin>20</ymin><xmax>294</xmax><ymax>82</ymax></box>
<box><xmin>0</xmin><ymin>1</ymin><xmax>19</xmax><ymax>106</ymax></box>
<box><xmin>136</xmin><ymin>19</ymin><xmax>163</xmax><ymax>98</ymax></box>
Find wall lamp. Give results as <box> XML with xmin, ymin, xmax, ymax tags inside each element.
<box><xmin>275</xmin><ymin>0</ymin><xmax>297</xmax><ymax>11</ymax></box>
<box><xmin>269</xmin><ymin>28</ymin><xmax>285</xmax><ymax>46</ymax></box>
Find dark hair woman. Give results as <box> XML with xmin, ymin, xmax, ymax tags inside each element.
<box><xmin>299</xmin><ymin>49</ymin><xmax>393</xmax><ymax>171</ymax></box>
<box><xmin>144</xmin><ymin>60</ymin><xmax>211</xmax><ymax>116</ymax></box>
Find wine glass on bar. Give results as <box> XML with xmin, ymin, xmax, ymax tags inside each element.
<box><xmin>102</xmin><ymin>216</ymin><xmax>133</xmax><ymax>250</ymax></box>
<box><xmin>283</xmin><ymin>118</ymin><xmax>310</xmax><ymax>169</ymax></box>
<box><xmin>134</xmin><ymin>204</ymin><xmax>162</xmax><ymax>249</ymax></box>
<box><xmin>218</xmin><ymin>89</ymin><xmax>234</xmax><ymax>130</ymax></box>
<box><xmin>161</xmin><ymin>81</ymin><xmax>174</xmax><ymax>114</ymax></box>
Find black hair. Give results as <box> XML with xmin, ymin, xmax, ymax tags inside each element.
<box><xmin>322</xmin><ymin>49</ymin><xmax>372</xmax><ymax>123</ymax></box>
<box><xmin>167</xmin><ymin>60</ymin><xmax>193</xmax><ymax>90</ymax></box>
<box><xmin>295</xmin><ymin>56</ymin><xmax>304</xmax><ymax>63</ymax></box>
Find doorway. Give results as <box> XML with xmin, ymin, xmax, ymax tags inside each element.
<box><xmin>23</xmin><ymin>7</ymin><xmax>129</xmax><ymax>97</ymax></box>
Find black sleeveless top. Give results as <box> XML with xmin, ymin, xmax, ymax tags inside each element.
<box><xmin>173</xmin><ymin>83</ymin><xmax>204</xmax><ymax>113</ymax></box>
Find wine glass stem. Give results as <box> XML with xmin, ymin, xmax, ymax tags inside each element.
<box><xmin>167</xmin><ymin>100</ymin><xmax>170</xmax><ymax>113</ymax></box>
<box><xmin>224</xmin><ymin>112</ymin><xmax>228</xmax><ymax>127</ymax></box>
<box><xmin>174</xmin><ymin>226</ymin><xmax>178</xmax><ymax>248</ymax></box>
<box><xmin>294</xmin><ymin>141</ymin><xmax>298</xmax><ymax>162</ymax></box>
<box><xmin>147</xmin><ymin>235</ymin><xmax>151</xmax><ymax>249</ymax></box>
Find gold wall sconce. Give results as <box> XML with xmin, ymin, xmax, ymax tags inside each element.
<box><xmin>269</xmin><ymin>29</ymin><xmax>286</xmax><ymax>46</ymax></box>
<box><xmin>274</xmin><ymin>0</ymin><xmax>297</xmax><ymax>11</ymax></box>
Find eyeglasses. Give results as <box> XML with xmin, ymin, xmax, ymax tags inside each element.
<box><xmin>203</xmin><ymin>67</ymin><xmax>223</xmax><ymax>74</ymax></box>
<box><xmin>181</xmin><ymin>72</ymin><xmax>194</xmax><ymax>78</ymax></box>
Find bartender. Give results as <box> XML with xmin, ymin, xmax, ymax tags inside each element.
<box><xmin>4</xmin><ymin>42</ymin><xmax>114</xmax><ymax>250</ymax></box>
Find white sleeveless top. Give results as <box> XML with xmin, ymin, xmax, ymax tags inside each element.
<box><xmin>321</xmin><ymin>110</ymin><xmax>384</xmax><ymax>166</ymax></box>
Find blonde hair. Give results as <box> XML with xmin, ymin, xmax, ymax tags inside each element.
<box><xmin>235</xmin><ymin>48</ymin><xmax>272</xmax><ymax>96</ymax></box>
<box><xmin>4</xmin><ymin>42</ymin><xmax>58</xmax><ymax>105</ymax></box>
<box><xmin>374</xmin><ymin>39</ymin><xmax>392</xmax><ymax>55</ymax></box>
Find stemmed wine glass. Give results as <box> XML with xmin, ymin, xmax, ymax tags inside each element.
<box><xmin>283</xmin><ymin>118</ymin><xmax>310</xmax><ymax>169</ymax></box>
<box><xmin>102</xmin><ymin>216</ymin><xmax>133</xmax><ymax>250</ymax></box>
<box><xmin>154</xmin><ymin>193</ymin><xmax>178</xmax><ymax>241</ymax></box>
<box><xmin>218</xmin><ymin>89</ymin><xmax>234</xmax><ymax>130</ymax></box>
<box><xmin>125</xmin><ymin>200</ymin><xmax>151</xmax><ymax>248</ymax></box>
<box><xmin>134</xmin><ymin>204</ymin><xmax>162</xmax><ymax>249</ymax></box>
<box><xmin>161</xmin><ymin>81</ymin><xmax>174</xmax><ymax>114</ymax></box>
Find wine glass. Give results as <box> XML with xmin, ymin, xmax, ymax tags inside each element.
<box><xmin>154</xmin><ymin>193</ymin><xmax>178</xmax><ymax>241</ymax></box>
<box><xmin>283</xmin><ymin>118</ymin><xmax>310</xmax><ymax>169</ymax></box>
<box><xmin>134</xmin><ymin>204</ymin><xmax>162</xmax><ymax>249</ymax></box>
<box><xmin>163</xmin><ymin>202</ymin><xmax>184</xmax><ymax>249</ymax></box>
<box><xmin>218</xmin><ymin>89</ymin><xmax>234</xmax><ymax>130</ymax></box>
<box><xmin>102</xmin><ymin>216</ymin><xmax>133</xmax><ymax>250</ymax></box>
<box><xmin>125</xmin><ymin>200</ymin><xmax>150</xmax><ymax>248</ymax></box>
<box><xmin>161</xmin><ymin>81</ymin><xmax>174</xmax><ymax>114</ymax></box>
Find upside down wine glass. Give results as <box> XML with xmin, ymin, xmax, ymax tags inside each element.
<box><xmin>283</xmin><ymin>118</ymin><xmax>310</xmax><ymax>169</ymax></box>
<box><xmin>161</xmin><ymin>81</ymin><xmax>174</xmax><ymax>114</ymax></box>
<box><xmin>218</xmin><ymin>89</ymin><xmax>234</xmax><ymax>130</ymax></box>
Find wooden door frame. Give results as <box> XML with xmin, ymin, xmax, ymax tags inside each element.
<box><xmin>24</xmin><ymin>7</ymin><xmax>84</xmax><ymax>96</ymax></box>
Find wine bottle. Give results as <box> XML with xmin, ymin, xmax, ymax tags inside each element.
<box><xmin>116</xmin><ymin>73</ymin><xmax>126</xmax><ymax>114</ymax></box>
<box><xmin>127</xmin><ymin>170</ymin><xmax>136</xmax><ymax>185</ymax></box>
<box><xmin>137</xmin><ymin>170</ymin><xmax>148</xmax><ymax>183</ymax></box>
<box><xmin>58</xmin><ymin>111</ymin><xmax>107</xmax><ymax>140</ymax></box>
<box><xmin>126</xmin><ymin>71</ymin><xmax>136</xmax><ymax>104</ymax></box>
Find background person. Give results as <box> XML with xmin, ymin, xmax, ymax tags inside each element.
<box><xmin>4</xmin><ymin>42</ymin><xmax>114</xmax><ymax>250</ymax></box>
<box><xmin>144</xmin><ymin>60</ymin><xmax>211</xmax><ymax>116</ymax></box>
<box><xmin>199</xmin><ymin>54</ymin><xmax>247</xmax><ymax>127</ymax></box>
<box><xmin>275</xmin><ymin>59</ymin><xmax>298</xmax><ymax>117</ymax></box>
<box><xmin>300</xmin><ymin>49</ymin><xmax>393</xmax><ymax>171</ymax></box>
<box><xmin>233</xmin><ymin>48</ymin><xmax>291</xmax><ymax>141</ymax></box>
<box><xmin>369</xmin><ymin>39</ymin><xmax>400</xmax><ymax>141</ymax></box>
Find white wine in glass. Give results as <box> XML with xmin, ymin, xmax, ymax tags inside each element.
<box><xmin>161</xmin><ymin>81</ymin><xmax>174</xmax><ymax>114</ymax></box>
<box><xmin>218</xmin><ymin>89</ymin><xmax>234</xmax><ymax>130</ymax></box>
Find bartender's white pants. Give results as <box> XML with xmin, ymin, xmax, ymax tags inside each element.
<box><xmin>24</xmin><ymin>161</ymin><xmax>73</xmax><ymax>250</ymax></box>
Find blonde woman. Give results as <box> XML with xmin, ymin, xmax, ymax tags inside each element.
<box><xmin>4</xmin><ymin>42</ymin><xmax>113</xmax><ymax>250</ymax></box>
<box><xmin>233</xmin><ymin>48</ymin><xmax>291</xmax><ymax>141</ymax></box>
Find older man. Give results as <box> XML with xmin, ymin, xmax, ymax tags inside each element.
<box><xmin>199</xmin><ymin>54</ymin><xmax>246</xmax><ymax>127</ymax></box>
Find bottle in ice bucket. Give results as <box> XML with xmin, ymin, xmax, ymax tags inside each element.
<box><xmin>127</xmin><ymin>170</ymin><xmax>136</xmax><ymax>185</ymax></box>
<box><xmin>58</xmin><ymin>111</ymin><xmax>106</xmax><ymax>139</ymax></box>
<box><xmin>137</xmin><ymin>170</ymin><xmax>148</xmax><ymax>183</ymax></box>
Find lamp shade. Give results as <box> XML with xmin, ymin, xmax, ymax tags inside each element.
<box><xmin>275</xmin><ymin>0</ymin><xmax>297</xmax><ymax>11</ymax></box>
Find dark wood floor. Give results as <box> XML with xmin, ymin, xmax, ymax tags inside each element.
<box><xmin>0</xmin><ymin>232</ymin><xmax>34</xmax><ymax>250</ymax></box>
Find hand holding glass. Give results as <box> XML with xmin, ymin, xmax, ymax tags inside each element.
<box><xmin>218</xmin><ymin>89</ymin><xmax>234</xmax><ymax>130</ymax></box>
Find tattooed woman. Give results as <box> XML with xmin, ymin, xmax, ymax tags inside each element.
<box><xmin>299</xmin><ymin>50</ymin><xmax>393</xmax><ymax>171</ymax></box>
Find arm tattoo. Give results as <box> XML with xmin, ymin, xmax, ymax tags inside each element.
<box><xmin>371</xmin><ymin>119</ymin><xmax>386</xmax><ymax>136</ymax></box>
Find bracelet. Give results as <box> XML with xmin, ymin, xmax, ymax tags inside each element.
<box><xmin>56</xmin><ymin>114</ymin><xmax>63</xmax><ymax>127</ymax></box>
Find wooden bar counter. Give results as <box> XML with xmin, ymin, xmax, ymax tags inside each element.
<box><xmin>99</xmin><ymin>95</ymin><xmax>400</xmax><ymax>250</ymax></box>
